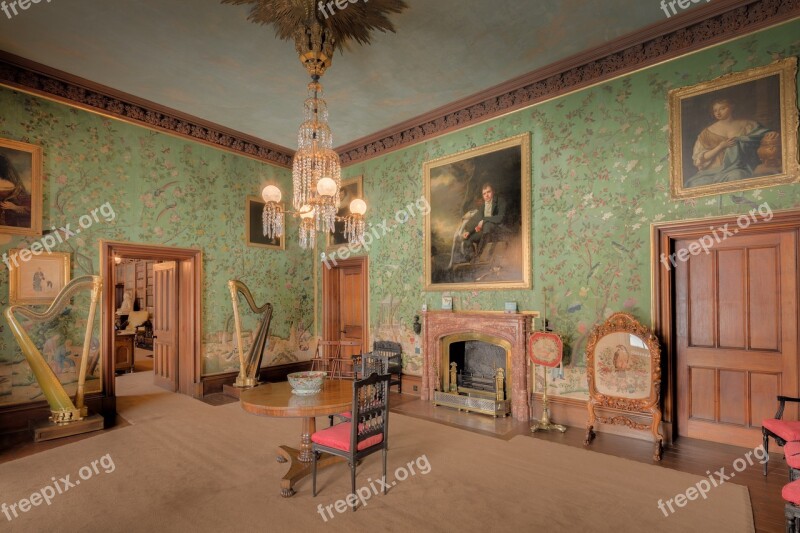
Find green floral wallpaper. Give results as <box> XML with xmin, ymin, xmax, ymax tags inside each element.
<box><xmin>338</xmin><ymin>21</ymin><xmax>800</xmax><ymax>397</ymax></box>
<box><xmin>0</xmin><ymin>88</ymin><xmax>314</xmax><ymax>406</ymax></box>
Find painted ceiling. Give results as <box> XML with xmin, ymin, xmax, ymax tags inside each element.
<box><xmin>0</xmin><ymin>0</ymin><xmax>698</xmax><ymax>150</ymax></box>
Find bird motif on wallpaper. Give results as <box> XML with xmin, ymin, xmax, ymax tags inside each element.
<box><xmin>153</xmin><ymin>181</ymin><xmax>179</xmax><ymax>197</ymax></box>
<box><xmin>156</xmin><ymin>203</ymin><xmax>178</xmax><ymax>222</ymax></box>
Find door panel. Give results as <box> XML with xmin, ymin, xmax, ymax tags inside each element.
<box><xmin>153</xmin><ymin>261</ymin><xmax>178</xmax><ymax>392</ymax></box>
<box><xmin>676</xmin><ymin>231</ymin><xmax>797</xmax><ymax>447</ymax></box>
<box><xmin>338</xmin><ymin>264</ymin><xmax>364</xmax><ymax>359</ymax></box>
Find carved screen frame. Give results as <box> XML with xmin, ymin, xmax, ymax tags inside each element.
<box><xmin>585</xmin><ymin>312</ymin><xmax>663</xmax><ymax>459</ymax></box>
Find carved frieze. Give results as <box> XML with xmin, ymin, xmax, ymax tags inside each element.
<box><xmin>339</xmin><ymin>0</ymin><xmax>800</xmax><ymax>165</ymax></box>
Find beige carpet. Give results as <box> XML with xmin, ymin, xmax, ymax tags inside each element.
<box><xmin>0</xmin><ymin>372</ymin><xmax>754</xmax><ymax>532</ymax></box>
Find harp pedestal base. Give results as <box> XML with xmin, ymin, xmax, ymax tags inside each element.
<box><xmin>32</xmin><ymin>414</ymin><xmax>104</xmax><ymax>442</ymax></box>
<box><xmin>222</xmin><ymin>383</ymin><xmax>260</xmax><ymax>399</ymax></box>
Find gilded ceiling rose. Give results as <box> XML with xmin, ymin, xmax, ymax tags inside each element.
<box><xmin>222</xmin><ymin>0</ymin><xmax>408</xmax><ymax>75</ymax></box>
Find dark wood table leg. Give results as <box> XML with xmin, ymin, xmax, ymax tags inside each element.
<box><xmin>276</xmin><ymin>416</ymin><xmax>344</xmax><ymax>497</ymax></box>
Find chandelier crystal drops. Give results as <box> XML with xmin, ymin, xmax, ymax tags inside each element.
<box><xmin>293</xmin><ymin>79</ymin><xmax>340</xmax><ymax>236</ymax></box>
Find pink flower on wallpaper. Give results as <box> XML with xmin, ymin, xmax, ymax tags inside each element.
<box><xmin>56</xmin><ymin>174</ymin><xmax>67</xmax><ymax>185</ymax></box>
<box><xmin>577</xmin><ymin>322</ymin><xmax>587</xmax><ymax>334</ymax></box>
<box><xmin>285</xmin><ymin>283</ymin><xmax>292</xmax><ymax>290</ymax></box>
<box><xmin>623</xmin><ymin>297</ymin><xmax>637</xmax><ymax>308</ymax></box>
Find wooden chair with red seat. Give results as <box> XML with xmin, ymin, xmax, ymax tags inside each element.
<box><xmin>311</xmin><ymin>372</ymin><xmax>390</xmax><ymax>510</ymax></box>
<box><xmin>782</xmin><ymin>479</ymin><xmax>800</xmax><ymax>531</ymax></box>
<box><xmin>763</xmin><ymin>395</ymin><xmax>800</xmax><ymax>476</ymax></box>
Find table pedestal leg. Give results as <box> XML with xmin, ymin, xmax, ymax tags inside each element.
<box><xmin>276</xmin><ymin>416</ymin><xmax>344</xmax><ymax>497</ymax></box>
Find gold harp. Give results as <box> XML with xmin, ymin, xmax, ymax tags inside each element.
<box><xmin>228</xmin><ymin>280</ymin><xmax>273</xmax><ymax>388</ymax></box>
<box><xmin>4</xmin><ymin>275</ymin><xmax>103</xmax><ymax>435</ymax></box>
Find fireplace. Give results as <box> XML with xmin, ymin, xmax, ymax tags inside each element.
<box><xmin>434</xmin><ymin>336</ymin><xmax>511</xmax><ymax>416</ymax></box>
<box><xmin>422</xmin><ymin>311</ymin><xmax>536</xmax><ymax>421</ymax></box>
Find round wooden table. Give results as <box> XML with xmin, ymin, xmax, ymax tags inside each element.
<box><xmin>240</xmin><ymin>380</ymin><xmax>353</xmax><ymax>497</ymax></box>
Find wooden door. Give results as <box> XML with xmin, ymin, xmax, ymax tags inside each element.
<box><xmin>323</xmin><ymin>257</ymin><xmax>368</xmax><ymax>361</ymax></box>
<box><xmin>153</xmin><ymin>261</ymin><xmax>178</xmax><ymax>391</ymax></box>
<box><xmin>676</xmin><ymin>231</ymin><xmax>797</xmax><ymax>447</ymax></box>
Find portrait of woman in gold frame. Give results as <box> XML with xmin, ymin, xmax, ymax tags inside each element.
<box><xmin>423</xmin><ymin>133</ymin><xmax>531</xmax><ymax>291</ymax></box>
<box><xmin>8</xmin><ymin>250</ymin><xmax>71</xmax><ymax>305</ymax></box>
<box><xmin>668</xmin><ymin>57</ymin><xmax>799</xmax><ymax>199</ymax></box>
<box><xmin>0</xmin><ymin>138</ymin><xmax>43</xmax><ymax>237</ymax></box>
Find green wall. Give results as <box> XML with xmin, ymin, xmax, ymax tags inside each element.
<box><xmin>339</xmin><ymin>20</ymin><xmax>800</xmax><ymax>397</ymax></box>
<box><xmin>0</xmin><ymin>88</ymin><xmax>314</xmax><ymax>406</ymax></box>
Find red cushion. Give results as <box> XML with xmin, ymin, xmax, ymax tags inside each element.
<box><xmin>764</xmin><ymin>419</ymin><xmax>800</xmax><ymax>441</ymax></box>
<box><xmin>311</xmin><ymin>422</ymin><xmax>383</xmax><ymax>452</ymax></box>
<box><xmin>784</xmin><ymin>479</ymin><xmax>800</xmax><ymax>504</ymax></box>
<box><xmin>335</xmin><ymin>411</ymin><xmax>352</xmax><ymax>420</ymax></box>
<box><xmin>786</xmin><ymin>441</ymin><xmax>800</xmax><ymax>469</ymax></box>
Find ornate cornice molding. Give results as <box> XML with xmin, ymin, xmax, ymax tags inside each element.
<box><xmin>338</xmin><ymin>0</ymin><xmax>800</xmax><ymax>165</ymax></box>
<box><xmin>0</xmin><ymin>52</ymin><xmax>294</xmax><ymax>168</ymax></box>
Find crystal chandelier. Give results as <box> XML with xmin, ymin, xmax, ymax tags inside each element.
<box><xmin>260</xmin><ymin>20</ymin><xmax>366</xmax><ymax>249</ymax></box>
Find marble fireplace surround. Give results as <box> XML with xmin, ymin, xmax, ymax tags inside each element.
<box><xmin>422</xmin><ymin>311</ymin><xmax>536</xmax><ymax>421</ymax></box>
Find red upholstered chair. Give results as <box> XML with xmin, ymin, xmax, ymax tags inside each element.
<box><xmin>782</xmin><ymin>479</ymin><xmax>800</xmax><ymax>531</ymax></box>
<box><xmin>311</xmin><ymin>373</ymin><xmax>390</xmax><ymax>510</ymax></box>
<box><xmin>762</xmin><ymin>395</ymin><xmax>800</xmax><ymax>476</ymax></box>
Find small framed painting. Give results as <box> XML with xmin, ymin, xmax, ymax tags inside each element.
<box><xmin>327</xmin><ymin>175</ymin><xmax>363</xmax><ymax>251</ymax></box>
<box><xmin>0</xmin><ymin>138</ymin><xmax>43</xmax><ymax>236</ymax></box>
<box><xmin>246</xmin><ymin>196</ymin><xmax>284</xmax><ymax>250</ymax></box>
<box><xmin>9</xmin><ymin>250</ymin><xmax>70</xmax><ymax>305</ymax></box>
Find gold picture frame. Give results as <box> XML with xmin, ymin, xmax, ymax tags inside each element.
<box><xmin>0</xmin><ymin>138</ymin><xmax>43</xmax><ymax>236</ymax></box>
<box><xmin>424</xmin><ymin>133</ymin><xmax>531</xmax><ymax>291</ymax></box>
<box><xmin>668</xmin><ymin>57</ymin><xmax>799</xmax><ymax>199</ymax></box>
<box><xmin>8</xmin><ymin>250</ymin><xmax>71</xmax><ymax>305</ymax></box>
<box><xmin>584</xmin><ymin>312</ymin><xmax>663</xmax><ymax>460</ymax></box>
<box><xmin>245</xmin><ymin>196</ymin><xmax>285</xmax><ymax>250</ymax></box>
<box><xmin>326</xmin><ymin>175</ymin><xmax>363</xmax><ymax>252</ymax></box>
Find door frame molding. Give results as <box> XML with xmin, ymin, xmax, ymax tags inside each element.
<box><xmin>652</xmin><ymin>208</ymin><xmax>800</xmax><ymax>441</ymax></box>
<box><xmin>100</xmin><ymin>240</ymin><xmax>203</xmax><ymax>398</ymax></box>
<box><xmin>322</xmin><ymin>256</ymin><xmax>369</xmax><ymax>354</ymax></box>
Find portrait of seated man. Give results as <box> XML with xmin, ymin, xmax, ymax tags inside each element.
<box><xmin>447</xmin><ymin>183</ymin><xmax>507</xmax><ymax>269</ymax></box>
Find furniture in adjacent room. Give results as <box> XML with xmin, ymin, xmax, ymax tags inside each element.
<box><xmin>372</xmin><ymin>340</ymin><xmax>402</xmax><ymax>393</ymax></box>
<box><xmin>762</xmin><ymin>395</ymin><xmax>800</xmax><ymax>476</ymax></box>
<box><xmin>311</xmin><ymin>373</ymin><xmax>390</xmax><ymax>510</ymax></box>
<box><xmin>311</xmin><ymin>340</ymin><xmax>362</xmax><ymax>379</ymax></box>
<box><xmin>239</xmin><ymin>379</ymin><xmax>353</xmax><ymax>497</ymax></box>
<box><xmin>114</xmin><ymin>332</ymin><xmax>135</xmax><ymax>373</ymax></box>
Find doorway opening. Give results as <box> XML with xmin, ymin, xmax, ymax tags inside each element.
<box><xmin>322</xmin><ymin>256</ymin><xmax>369</xmax><ymax>372</ymax></box>
<box><xmin>101</xmin><ymin>241</ymin><xmax>202</xmax><ymax>398</ymax></box>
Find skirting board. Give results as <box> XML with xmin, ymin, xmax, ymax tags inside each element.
<box><xmin>401</xmin><ymin>375</ymin><xmax>421</xmax><ymax>396</ymax></box>
<box><xmin>531</xmin><ymin>393</ymin><xmax>673</xmax><ymax>445</ymax></box>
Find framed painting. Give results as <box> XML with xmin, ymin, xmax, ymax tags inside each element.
<box><xmin>424</xmin><ymin>134</ymin><xmax>531</xmax><ymax>291</ymax></box>
<box><xmin>327</xmin><ymin>175</ymin><xmax>363</xmax><ymax>251</ymax></box>
<box><xmin>0</xmin><ymin>138</ymin><xmax>42</xmax><ymax>236</ymax></box>
<box><xmin>669</xmin><ymin>57</ymin><xmax>799</xmax><ymax>199</ymax></box>
<box><xmin>9</xmin><ymin>250</ymin><xmax>70</xmax><ymax>305</ymax></box>
<box><xmin>245</xmin><ymin>196</ymin><xmax>284</xmax><ymax>250</ymax></box>
<box><xmin>584</xmin><ymin>312</ymin><xmax>663</xmax><ymax>460</ymax></box>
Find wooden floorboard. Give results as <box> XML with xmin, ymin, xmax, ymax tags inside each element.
<box><xmin>391</xmin><ymin>394</ymin><xmax>788</xmax><ymax>533</ymax></box>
